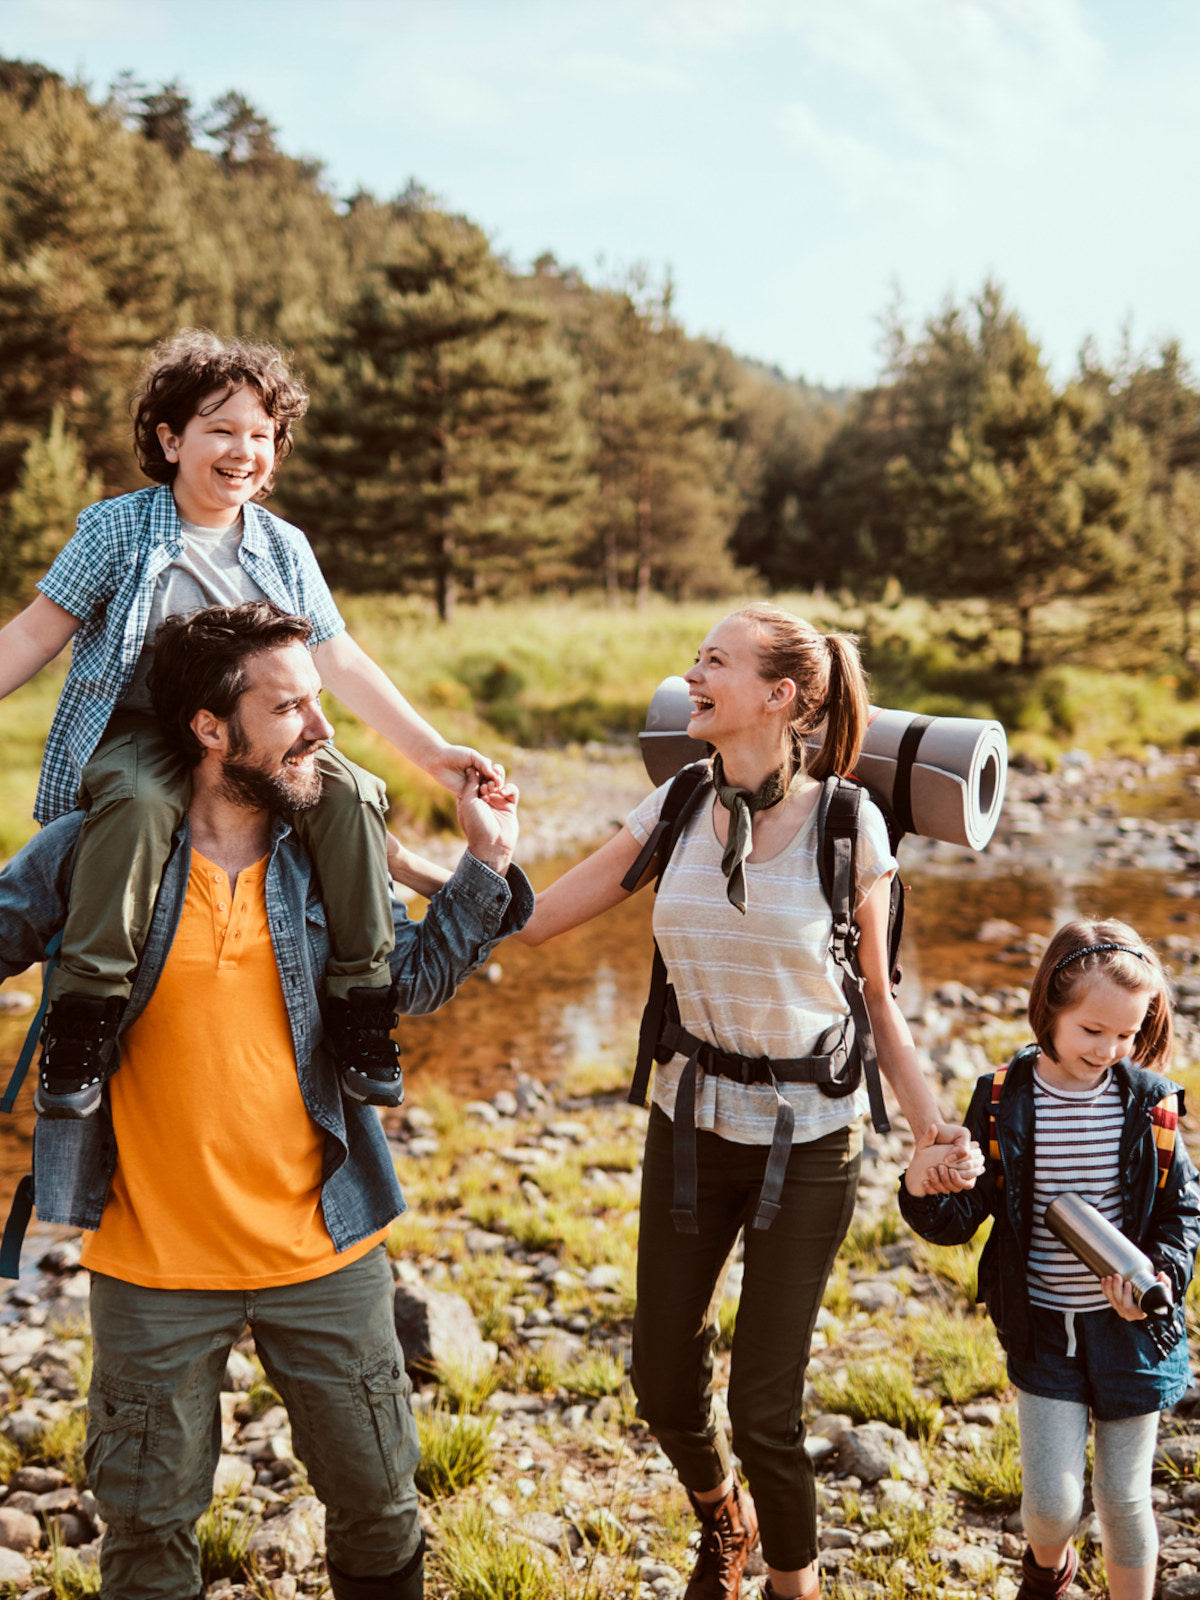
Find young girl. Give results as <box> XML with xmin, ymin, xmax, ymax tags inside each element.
<box><xmin>902</xmin><ymin>918</ymin><xmax>1200</xmax><ymax>1600</ymax></box>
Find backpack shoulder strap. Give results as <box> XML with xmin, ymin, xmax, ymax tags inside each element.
<box><xmin>626</xmin><ymin>763</ymin><xmax>712</xmax><ymax>1108</ymax></box>
<box><xmin>1151</xmin><ymin>1092</ymin><xmax>1179</xmax><ymax>1190</ymax></box>
<box><xmin>621</xmin><ymin>761</ymin><xmax>711</xmax><ymax>895</ymax></box>
<box><xmin>988</xmin><ymin>1063</ymin><xmax>1011</xmax><ymax>1189</ymax></box>
<box><xmin>816</xmin><ymin>775</ymin><xmax>890</xmax><ymax>1133</ymax></box>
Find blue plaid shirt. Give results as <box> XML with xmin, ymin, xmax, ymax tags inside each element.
<box><xmin>35</xmin><ymin>485</ymin><xmax>345</xmax><ymax>823</ymax></box>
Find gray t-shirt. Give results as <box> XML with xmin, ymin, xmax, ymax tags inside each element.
<box><xmin>117</xmin><ymin>516</ymin><xmax>267</xmax><ymax>711</ymax></box>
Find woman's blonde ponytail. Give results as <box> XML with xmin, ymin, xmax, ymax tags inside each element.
<box><xmin>807</xmin><ymin>634</ymin><xmax>869</xmax><ymax>781</ymax></box>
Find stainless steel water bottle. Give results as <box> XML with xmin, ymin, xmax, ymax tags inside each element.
<box><xmin>1043</xmin><ymin>1192</ymin><xmax>1173</xmax><ymax>1315</ymax></box>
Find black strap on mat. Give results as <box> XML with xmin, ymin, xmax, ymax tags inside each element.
<box><xmin>889</xmin><ymin>715</ymin><xmax>933</xmax><ymax>839</ymax></box>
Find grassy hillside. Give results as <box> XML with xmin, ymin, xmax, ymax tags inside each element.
<box><xmin>0</xmin><ymin>591</ymin><xmax>1197</xmax><ymax>858</ymax></box>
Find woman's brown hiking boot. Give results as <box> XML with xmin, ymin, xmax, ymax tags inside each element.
<box><xmin>1017</xmin><ymin>1544</ymin><xmax>1078</xmax><ymax>1600</ymax></box>
<box><xmin>685</xmin><ymin>1479</ymin><xmax>760</xmax><ymax>1600</ymax></box>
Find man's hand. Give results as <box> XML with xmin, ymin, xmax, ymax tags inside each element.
<box><xmin>427</xmin><ymin>744</ymin><xmax>504</xmax><ymax>797</ymax></box>
<box><xmin>904</xmin><ymin>1123</ymin><xmax>985</xmax><ymax>1196</ymax></box>
<box><xmin>457</xmin><ymin>774</ymin><xmax>518</xmax><ymax>876</ymax></box>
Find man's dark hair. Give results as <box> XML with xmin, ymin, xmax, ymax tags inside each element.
<box><xmin>150</xmin><ymin>601</ymin><xmax>315</xmax><ymax>766</ymax></box>
<box><xmin>132</xmin><ymin>328</ymin><xmax>309</xmax><ymax>492</ymax></box>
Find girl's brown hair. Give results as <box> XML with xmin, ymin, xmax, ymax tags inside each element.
<box><xmin>132</xmin><ymin>328</ymin><xmax>309</xmax><ymax>493</ymax></box>
<box><xmin>1028</xmin><ymin>918</ymin><xmax>1172</xmax><ymax>1070</ymax></box>
<box><xmin>735</xmin><ymin>603</ymin><xmax>869</xmax><ymax>784</ymax></box>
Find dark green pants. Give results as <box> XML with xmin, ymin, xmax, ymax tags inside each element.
<box><xmin>51</xmin><ymin>713</ymin><xmax>394</xmax><ymax>1003</ymax></box>
<box><xmin>632</xmin><ymin>1105</ymin><xmax>861</xmax><ymax>1571</ymax></box>
<box><xmin>86</xmin><ymin>1246</ymin><xmax>421</xmax><ymax>1600</ymax></box>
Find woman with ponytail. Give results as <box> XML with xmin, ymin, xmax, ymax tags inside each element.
<box><xmin>514</xmin><ymin>605</ymin><xmax>981</xmax><ymax>1600</ymax></box>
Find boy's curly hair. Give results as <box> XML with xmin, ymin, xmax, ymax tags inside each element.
<box><xmin>132</xmin><ymin>329</ymin><xmax>309</xmax><ymax>494</ymax></box>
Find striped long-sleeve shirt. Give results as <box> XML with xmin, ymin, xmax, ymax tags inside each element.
<box><xmin>1027</xmin><ymin>1067</ymin><xmax>1124</xmax><ymax>1312</ymax></box>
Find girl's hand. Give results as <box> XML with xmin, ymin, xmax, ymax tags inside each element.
<box><xmin>1101</xmin><ymin>1272</ymin><xmax>1167</xmax><ymax>1322</ymax></box>
<box><xmin>905</xmin><ymin>1125</ymin><xmax>983</xmax><ymax>1196</ymax></box>
<box><xmin>428</xmin><ymin>745</ymin><xmax>504</xmax><ymax>795</ymax></box>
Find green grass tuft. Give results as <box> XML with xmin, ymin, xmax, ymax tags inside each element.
<box><xmin>414</xmin><ymin>1407</ymin><xmax>495</xmax><ymax>1499</ymax></box>
<box><xmin>946</xmin><ymin>1408</ymin><xmax>1024</xmax><ymax>1509</ymax></box>
<box><xmin>196</xmin><ymin>1492</ymin><xmax>259</xmax><ymax>1581</ymax></box>
<box><xmin>811</xmin><ymin>1361</ymin><xmax>943</xmax><ymax>1441</ymax></box>
<box><xmin>433</xmin><ymin>1501</ymin><xmax>557</xmax><ymax>1600</ymax></box>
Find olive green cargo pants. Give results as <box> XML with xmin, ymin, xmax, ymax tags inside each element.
<box><xmin>50</xmin><ymin>713</ymin><xmax>394</xmax><ymax>1003</ymax></box>
<box><xmin>85</xmin><ymin>1246</ymin><xmax>421</xmax><ymax>1600</ymax></box>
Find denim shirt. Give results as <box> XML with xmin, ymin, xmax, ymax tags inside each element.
<box><xmin>0</xmin><ymin>811</ymin><xmax>533</xmax><ymax>1250</ymax></box>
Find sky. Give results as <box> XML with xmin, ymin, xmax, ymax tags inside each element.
<box><xmin>3</xmin><ymin>0</ymin><xmax>1199</xmax><ymax>389</ymax></box>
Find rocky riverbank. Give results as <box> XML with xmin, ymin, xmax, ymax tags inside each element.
<box><xmin>0</xmin><ymin>746</ymin><xmax>1198</xmax><ymax>1596</ymax></box>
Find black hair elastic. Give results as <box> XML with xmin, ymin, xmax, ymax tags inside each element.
<box><xmin>1053</xmin><ymin>943</ymin><xmax>1150</xmax><ymax>974</ymax></box>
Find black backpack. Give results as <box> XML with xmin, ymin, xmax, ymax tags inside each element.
<box><xmin>620</xmin><ymin>761</ymin><xmax>910</xmax><ymax>1142</ymax></box>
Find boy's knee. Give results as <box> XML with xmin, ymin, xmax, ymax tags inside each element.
<box><xmin>80</xmin><ymin>732</ymin><xmax>188</xmax><ymax>824</ymax></box>
<box><xmin>316</xmin><ymin>750</ymin><xmax>388</xmax><ymax>815</ymax></box>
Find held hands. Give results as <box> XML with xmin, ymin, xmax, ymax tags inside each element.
<box><xmin>904</xmin><ymin>1123</ymin><xmax>986</xmax><ymax>1197</ymax></box>
<box><xmin>426</xmin><ymin>743</ymin><xmax>504</xmax><ymax>796</ymax></box>
<box><xmin>458</xmin><ymin>773</ymin><xmax>519</xmax><ymax>876</ymax></box>
<box><xmin>1101</xmin><ymin>1271</ymin><xmax>1169</xmax><ymax>1322</ymax></box>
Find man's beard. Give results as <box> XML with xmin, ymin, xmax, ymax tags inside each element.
<box><xmin>220</xmin><ymin>716</ymin><xmax>325</xmax><ymax>813</ymax></box>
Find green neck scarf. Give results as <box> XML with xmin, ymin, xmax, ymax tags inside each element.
<box><xmin>711</xmin><ymin>753</ymin><xmax>796</xmax><ymax>914</ymax></box>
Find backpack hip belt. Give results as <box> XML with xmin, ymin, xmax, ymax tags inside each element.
<box><xmin>658</xmin><ymin>1016</ymin><xmax>855</xmax><ymax>1233</ymax></box>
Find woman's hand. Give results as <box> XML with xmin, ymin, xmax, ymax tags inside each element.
<box><xmin>1100</xmin><ymin>1272</ymin><xmax>1166</xmax><ymax>1322</ymax></box>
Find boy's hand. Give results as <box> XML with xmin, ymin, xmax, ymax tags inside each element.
<box><xmin>427</xmin><ymin>744</ymin><xmax>504</xmax><ymax>796</ymax></box>
<box><xmin>1100</xmin><ymin>1272</ymin><xmax>1165</xmax><ymax>1322</ymax></box>
<box><xmin>458</xmin><ymin>774</ymin><xmax>519</xmax><ymax>876</ymax></box>
<box><xmin>904</xmin><ymin>1124</ymin><xmax>983</xmax><ymax>1196</ymax></box>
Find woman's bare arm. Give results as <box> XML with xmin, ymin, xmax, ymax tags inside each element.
<box><xmin>513</xmin><ymin>825</ymin><xmax>651</xmax><ymax>945</ymax></box>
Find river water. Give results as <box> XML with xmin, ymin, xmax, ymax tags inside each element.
<box><xmin>0</xmin><ymin>759</ymin><xmax>1196</xmax><ymax>1217</ymax></box>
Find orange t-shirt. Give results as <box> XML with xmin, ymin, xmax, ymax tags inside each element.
<box><xmin>81</xmin><ymin>848</ymin><xmax>387</xmax><ymax>1289</ymax></box>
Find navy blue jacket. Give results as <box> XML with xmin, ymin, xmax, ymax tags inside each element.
<box><xmin>899</xmin><ymin>1046</ymin><xmax>1200</xmax><ymax>1360</ymax></box>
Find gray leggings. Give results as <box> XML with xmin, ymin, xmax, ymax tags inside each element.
<box><xmin>1017</xmin><ymin>1389</ymin><xmax>1160</xmax><ymax>1569</ymax></box>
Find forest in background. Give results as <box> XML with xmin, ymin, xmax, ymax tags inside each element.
<box><xmin>1</xmin><ymin>56</ymin><xmax>1200</xmax><ymax>683</ymax></box>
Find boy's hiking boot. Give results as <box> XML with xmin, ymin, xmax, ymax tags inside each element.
<box><xmin>1017</xmin><ymin>1544</ymin><xmax>1078</xmax><ymax>1600</ymax></box>
<box><xmin>34</xmin><ymin>994</ymin><xmax>125</xmax><ymax>1119</ymax></box>
<box><xmin>326</xmin><ymin>982</ymin><xmax>404</xmax><ymax>1107</ymax></box>
<box><xmin>685</xmin><ymin>1479</ymin><xmax>760</xmax><ymax>1600</ymax></box>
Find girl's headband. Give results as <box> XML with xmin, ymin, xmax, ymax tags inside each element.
<box><xmin>1053</xmin><ymin>943</ymin><xmax>1150</xmax><ymax>974</ymax></box>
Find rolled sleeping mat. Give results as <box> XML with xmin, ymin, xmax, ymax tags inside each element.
<box><xmin>638</xmin><ymin>676</ymin><xmax>1007</xmax><ymax>851</ymax></box>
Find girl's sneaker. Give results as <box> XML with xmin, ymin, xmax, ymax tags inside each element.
<box><xmin>1017</xmin><ymin>1544</ymin><xmax>1078</xmax><ymax>1600</ymax></box>
<box><xmin>325</xmin><ymin>982</ymin><xmax>404</xmax><ymax>1107</ymax></box>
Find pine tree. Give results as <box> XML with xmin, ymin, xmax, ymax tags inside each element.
<box><xmin>298</xmin><ymin>207</ymin><xmax>588</xmax><ymax>617</ymax></box>
<box><xmin>890</xmin><ymin>286</ymin><xmax>1149</xmax><ymax>668</ymax></box>
<box><xmin>0</xmin><ymin>406</ymin><xmax>101</xmax><ymax>608</ymax></box>
<box><xmin>0</xmin><ymin>76</ymin><xmax>186</xmax><ymax>496</ymax></box>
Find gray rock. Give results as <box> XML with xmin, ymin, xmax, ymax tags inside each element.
<box><xmin>463</xmin><ymin>1228</ymin><xmax>506</xmax><ymax>1255</ymax></box>
<box><xmin>393</xmin><ymin>1282</ymin><xmax>495</xmax><ymax>1379</ymax></box>
<box><xmin>518</xmin><ymin>1511</ymin><xmax>578</xmax><ymax>1552</ymax></box>
<box><xmin>875</xmin><ymin>1478</ymin><xmax>923</xmax><ymax>1509</ymax></box>
<box><xmin>819</xmin><ymin>1527</ymin><xmax>857</xmax><ymax>1549</ymax></box>
<box><xmin>491</xmin><ymin>1090</ymin><xmax>519</xmax><ymax>1117</ymax></box>
<box><xmin>213</xmin><ymin>1455</ymin><xmax>255</xmax><ymax>1497</ymax></box>
<box><xmin>246</xmin><ymin>1496</ymin><xmax>324</xmax><ymax>1573</ymax></box>
<box><xmin>583</xmin><ymin>1265</ymin><xmax>624</xmax><ymax>1292</ymax></box>
<box><xmin>849</xmin><ymin>1281</ymin><xmax>903</xmax><ymax>1312</ymax></box>
<box><xmin>836</xmin><ymin>1421</ymin><xmax>928</xmax><ymax>1485</ymax></box>
<box><xmin>42</xmin><ymin>1511</ymin><xmax>90</xmax><ymax>1547</ymax></box>
<box><xmin>223</xmin><ymin>1349</ymin><xmax>257</xmax><ymax>1391</ymax></box>
<box><xmin>0</xmin><ymin>1506</ymin><xmax>40</xmax><ymax>1553</ymax></box>
<box><xmin>464</xmin><ymin>1100</ymin><xmax>499</xmax><ymax>1125</ymax></box>
<box><xmin>1164</xmin><ymin>1577</ymin><xmax>1200</xmax><ymax>1600</ymax></box>
<box><xmin>0</xmin><ymin>1547</ymin><xmax>32</xmax><ymax>1583</ymax></box>
<box><xmin>1160</xmin><ymin>1436</ymin><xmax>1200</xmax><ymax>1473</ymax></box>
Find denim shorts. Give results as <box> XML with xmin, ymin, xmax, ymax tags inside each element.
<box><xmin>1008</xmin><ymin>1301</ymin><xmax>1190</xmax><ymax>1420</ymax></box>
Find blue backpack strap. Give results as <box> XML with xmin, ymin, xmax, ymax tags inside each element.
<box><xmin>0</xmin><ymin>931</ymin><xmax>62</xmax><ymax>1277</ymax></box>
<box><xmin>1</xmin><ymin>930</ymin><xmax>60</xmax><ymax>1114</ymax></box>
<box><xmin>0</xmin><ymin>1174</ymin><xmax>34</xmax><ymax>1279</ymax></box>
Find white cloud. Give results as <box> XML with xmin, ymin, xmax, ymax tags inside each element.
<box><xmin>8</xmin><ymin>0</ymin><xmax>166</xmax><ymax>40</ymax></box>
<box><xmin>556</xmin><ymin>51</ymin><xmax>691</xmax><ymax>97</ymax></box>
